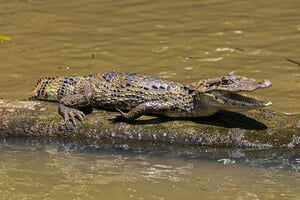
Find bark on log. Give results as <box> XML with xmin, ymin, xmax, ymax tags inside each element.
<box><xmin>0</xmin><ymin>99</ymin><xmax>299</xmax><ymax>148</ymax></box>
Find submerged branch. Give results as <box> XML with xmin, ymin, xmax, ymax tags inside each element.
<box><xmin>0</xmin><ymin>99</ymin><xmax>299</xmax><ymax>148</ymax></box>
<box><xmin>286</xmin><ymin>58</ymin><xmax>300</xmax><ymax>66</ymax></box>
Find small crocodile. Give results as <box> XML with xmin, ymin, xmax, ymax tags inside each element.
<box><xmin>31</xmin><ymin>71</ymin><xmax>272</xmax><ymax>126</ymax></box>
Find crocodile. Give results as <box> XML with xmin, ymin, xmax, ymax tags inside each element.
<box><xmin>30</xmin><ymin>71</ymin><xmax>272</xmax><ymax>127</ymax></box>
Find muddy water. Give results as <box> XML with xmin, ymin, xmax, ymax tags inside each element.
<box><xmin>0</xmin><ymin>139</ymin><xmax>300</xmax><ymax>200</ymax></box>
<box><xmin>0</xmin><ymin>0</ymin><xmax>299</xmax><ymax>113</ymax></box>
<box><xmin>0</xmin><ymin>0</ymin><xmax>300</xmax><ymax>199</ymax></box>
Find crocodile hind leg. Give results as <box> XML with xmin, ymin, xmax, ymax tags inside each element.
<box><xmin>115</xmin><ymin>101</ymin><xmax>179</xmax><ymax>121</ymax></box>
<box><xmin>58</xmin><ymin>82</ymin><xmax>94</xmax><ymax>128</ymax></box>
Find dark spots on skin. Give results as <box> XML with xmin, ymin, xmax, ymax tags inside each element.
<box><xmin>152</xmin><ymin>85</ymin><xmax>158</xmax><ymax>90</ymax></box>
<box><xmin>188</xmin><ymin>89</ymin><xmax>195</xmax><ymax>95</ymax></box>
<box><xmin>47</xmin><ymin>77</ymin><xmax>55</xmax><ymax>81</ymax></box>
<box><xmin>37</xmin><ymin>78</ymin><xmax>55</xmax><ymax>97</ymax></box>
<box><xmin>184</xmin><ymin>86</ymin><xmax>190</xmax><ymax>91</ymax></box>
<box><xmin>57</xmin><ymin>81</ymin><xmax>72</xmax><ymax>97</ymax></box>
<box><xmin>183</xmin><ymin>85</ymin><xmax>195</xmax><ymax>95</ymax></box>
<box><xmin>125</xmin><ymin>73</ymin><xmax>138</xmax><ymax>82</ymax></box>
<box><xmin>102</xmin><ymin>71</ymin><xmax>118</xmax><ymax>82</ymax></box>
<box><xmin>159</xmin><ymin>85</ymin><xmax>165</xmax><ymax>90</ymax></box>
<box><xmin>37</xmin><ymin>88</ymin><xmax>43</xmax><ymax>96</ymax></box>
<box><xmin>62</xmin><ymin>77</ymin><xmax>76</xmax><ymax>86</ymax></box>
<box><xmin>83</xmin><ymin>74</ymin><xmax>94</xmax><ymax>79</ymax></box>
<box><xmin>221</xmin><ymin>77</ymin><xmax>233</xmax><ymax>85</ymax></box>
<box><xmin>143</xmin><ymin>87</ymin><xmax>149</xmax><ymax>90</ymax></box>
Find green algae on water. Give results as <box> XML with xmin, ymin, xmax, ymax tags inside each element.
<box><xmin>0</xmin><ymin>35</ymin><xmax>11</xmax><ymax>42</ymax></box>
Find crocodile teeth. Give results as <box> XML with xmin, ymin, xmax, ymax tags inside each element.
<box><xmin>209</xmin><ymin>90</ymin><xmax>271</xmax><ymax>107</ymax></box>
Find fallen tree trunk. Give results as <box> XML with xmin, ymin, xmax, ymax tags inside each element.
<box><xmin>0</xmin><ymin>99</ymin><xmax>299</xmax><ymax>148</ymax></box>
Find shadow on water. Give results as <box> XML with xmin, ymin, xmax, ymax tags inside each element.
<box><xmin>114</xmin><ymin>110</ymin><xmax>267</xmax><ymax>130</ymax></box>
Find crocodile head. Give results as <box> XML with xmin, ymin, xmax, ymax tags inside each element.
<box><xmin>191</xmin><ymin>71</ymin><xmax>272</xmax><ymax>92</ymax></box>
<box><xmin>194</xmin><ymin>72</ymin><xmax>272</xmax><ymax>114</ymax></box>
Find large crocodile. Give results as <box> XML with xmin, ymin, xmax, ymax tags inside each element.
<box><xmin>31</xmin><ymin>71</ymin><xmax>272</xmax><ymax>126</ymax></box>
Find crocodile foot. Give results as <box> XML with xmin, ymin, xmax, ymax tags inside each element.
<box><xmin>58</xmin><ymin>104</ymin><xmax>85</xmax><ymax>127</ymax></box>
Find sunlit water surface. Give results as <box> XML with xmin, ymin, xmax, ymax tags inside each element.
<box><xmin>0</xmin><ymin>0</ymin><xmax>299</xmax><ymax>113</ymax></box>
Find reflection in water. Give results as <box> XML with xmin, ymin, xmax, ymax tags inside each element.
<box><xmin>0</xmin><ymin>139</ymin><xmax>299</xmax><ymax>199</ymax></box>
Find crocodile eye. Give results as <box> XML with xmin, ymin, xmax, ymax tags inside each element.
<box><xmin>223</xmin><ymin>79</ymin><xmax>233</xmax><ymax>85</ymax></box>
<box><xmin>222</xmin><ymin>78</ymin><xmax>227</xmax><ymax>83</ymax></box>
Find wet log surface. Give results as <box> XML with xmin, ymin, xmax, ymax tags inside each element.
<box><xmin>0</xmin><ymin>99</ymin><xmax>299</xmax><ymax>148</ymax></box>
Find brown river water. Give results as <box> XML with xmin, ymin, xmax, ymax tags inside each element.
<box><xmin>0</xmin><ymin>139</ymin><xmax>300</xmax><ymax>200</ymax></box>
<box><xmin>0</xmin><ymin>0</ymin><xmax>300</xmax><ymax>199</ymax></box>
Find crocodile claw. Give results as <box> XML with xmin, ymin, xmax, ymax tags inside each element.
<box><xmin>58</xmin><ymin>104</ymin><xmax>85</xmax><ymax>127</ymax></box>
<box><xmin>108</xmin><ymin>108</ymin><xmax>129</xmax><ymax>122</ymax></box>
<box><xmin>116</xmin><ymin>108</ymin><xmax>130</xmax><ymax>120</ymax></box>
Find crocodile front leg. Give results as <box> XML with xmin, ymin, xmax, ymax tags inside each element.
<box><xmin>116</xmin><ymin>101</ymin><xmax>178</xmax><ymax>121</ymax></box>
<box><xmin>58</xmin><ymin>83</ymin><xmax>94</xmax><ymax>128</ymax></box>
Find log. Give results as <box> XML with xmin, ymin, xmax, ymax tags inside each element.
<box><xmin>0</xmin><ymin>99</ymin><xmax>299</xmax><ymax>148</ymax></box>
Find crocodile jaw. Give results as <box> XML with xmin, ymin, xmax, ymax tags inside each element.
<box><xmin>204</xmin><ymin>90</ymin><xmax>272</xmax><ymax>112</ymax></box>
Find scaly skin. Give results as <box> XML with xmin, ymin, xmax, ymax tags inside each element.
<box><xmin>31</xmin><ymin>71</ymin><xmax>272</xmax><ymax>127</ymax></box>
